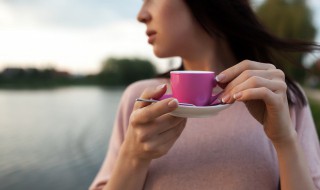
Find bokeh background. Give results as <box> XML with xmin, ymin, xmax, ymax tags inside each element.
<box><xmin>0</xmin><ymin>0</ymin><xmax>319</xmax><ymax>189</ymax></box>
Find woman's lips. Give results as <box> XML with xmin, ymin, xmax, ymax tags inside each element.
<box><xmin>146</xmin><ymin>30</ymin><xmax>157</xmax><ymax>44</ymax></box>
<box><xmin>148</xmin><ymin>34</ymin><xmax>156</xmax><ymax>44</ymax></box>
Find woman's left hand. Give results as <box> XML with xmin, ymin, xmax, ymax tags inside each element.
<box><xmin>216</xmin><ymin>60</ymin><xmax>296</xmax><ymax>143</ymax></box>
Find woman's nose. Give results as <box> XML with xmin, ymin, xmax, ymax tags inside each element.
<box><xmin>137</xmin><ymin>7</ymin><xmax>151</xmax><ymax>23</ymax></box>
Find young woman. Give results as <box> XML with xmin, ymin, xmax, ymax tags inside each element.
<box><xmin>90</xmin><ymin>0</ymin><xmax>320</xmax><ymax>189</ymax></box>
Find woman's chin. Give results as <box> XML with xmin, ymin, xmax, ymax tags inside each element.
<box><xmin>153</xmin><ymin>48</ymin><xmax>176</xmax><ymax>58</ymax></box>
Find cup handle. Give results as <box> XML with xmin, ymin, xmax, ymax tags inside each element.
<box><xmin>209</xmin><ymin>91</ymin><xmax>223</xmax><ymax>105</ymax></box>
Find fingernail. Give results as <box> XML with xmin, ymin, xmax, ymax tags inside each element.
<box><xmin>221</xmin><ymin>94</ymin><xmax>230</xmax><ymax>103</ymax></box>
<box><xmin>233</xmin><ymin>92</ymin><xmax>242</xmax><ymax>100</ymax></box>
<box><xmin>168</xmin><ymin>99</ymin><xmax>178</xmax><ymax>108</ymax></box>
<box><xmin>157</xmin><ymin>84</ymin><xmax>166</xmax><ymax>90</ymax></box>
<box><xmin>215</xmin><ymin>73</ymin><xmax>226</xmax><ymax>82</ymax></box>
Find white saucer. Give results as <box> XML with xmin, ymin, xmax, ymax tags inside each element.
<box><xmin>158</xmin><ymin>94</ymin><xmax>231</xmax><ymax>118</ymax></box>
<box><xmin>169</xmin><ymin>104</ymin><xmax>231</xmax><ymax>118</ymax></box>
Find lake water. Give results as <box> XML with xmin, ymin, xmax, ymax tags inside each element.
<box><xmin>0</xmin><ymin>86</ymin><xmax>125</xmax><ymax>190</ymax></box>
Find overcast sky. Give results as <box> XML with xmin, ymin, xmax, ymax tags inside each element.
<box><xmin>0</xmin><ymin>0</ymin><xmax>319</xmax><ymax>74</ymax></box>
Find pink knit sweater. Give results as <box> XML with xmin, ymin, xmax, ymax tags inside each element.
<box><xmin>90</xmin><ymin>79</ymin><xmax>320</xmax><ymax>190</ymax></box>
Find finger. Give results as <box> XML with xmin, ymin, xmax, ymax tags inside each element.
<box><xmin>154</xmin><ymin>115</ymin><xmax>186</xmax><ymax>134</ymax></box>
<box><xmin>133</xmin><ymin>98</ymin><xmax>179</xmax><ymax>123</ymax></box>
<box><xmin>221</xmin><ymin>69</ymin><xmax>285</xmax><ymax>94</ymax></box>
<box><xmin>216</xmin><ymin>60</ymin><xmax>276</xmax><ymax>84</ymax></box>
<box><xmin>232</xmin><ymin>87</ymin><xmax>280</xmax><ymax>106</ymax></box>
<box><xmin>156</xmin><ymin>116</ymin><xmax>187</xmax><ymax>134</ymax></box>
<box><xmin>131</xmin><ymin>114</ymin><xmax>185</xmax><ymax>144</ymax></box>
<box><xmin>221</xmin><ymin>77</ymin><xmax>287</xmax><ymax>104</ymax></box>
<box><xmin>158</xmin><ymin>122</ymin><xmax>186</xmax><ymax>146</ymax></box>
<box><xmin>147</xmin><ymin>120</ymin><xmax>186</xmax><ymax>152</ymax></box>
<box><xmin>134</xmin><ymin>84</ymin><xmax>167</xmax><ymax>110</ymax></box>
<box><xmin>135</xmin><ymin>114</ymin><xmax>185</xmax><ymax>135</ymax></box>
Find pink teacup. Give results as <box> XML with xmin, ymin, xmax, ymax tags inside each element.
<box><xmin>170</xmin><ymin>71</ymin><xmax>218</xmax><ymax>106</ymax></box>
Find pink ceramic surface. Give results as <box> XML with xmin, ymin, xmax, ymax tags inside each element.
<box><xmin>170</xmin><ymin>71</ymin><xmax>217</xmax><ymax>106</ymax></box>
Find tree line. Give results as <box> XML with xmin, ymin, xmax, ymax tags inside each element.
<box><xmin>0</xmin><ymin>58</ymin><xmax>157</xmax><ymax>88</ymax></box>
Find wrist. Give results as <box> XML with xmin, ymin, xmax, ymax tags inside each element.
<box><xmin>119</xmin><ymin>141</ymin><xmax>151</xmax><ymax>170</ymax></box>
<box><xmin>104</xmin><ymin>142</ymin><xmax>151</xmax><ymax>190</ymax></box>
<box><xmin>271</xmin><ymin>129</ymin><xmax>298</xmax><ymax>149</ymax></box>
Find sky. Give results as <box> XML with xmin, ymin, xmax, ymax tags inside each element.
<box><xmin>0</xmin><ymin>0</ymin><xmax>319</xmax><ymax>74</ymax></box>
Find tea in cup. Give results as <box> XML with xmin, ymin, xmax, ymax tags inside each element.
<box><xmin>170</xmin><ymin>71</ymin><xmax>218</xmax><ymax>106</ymax></box>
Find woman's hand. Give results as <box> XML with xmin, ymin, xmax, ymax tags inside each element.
<box><xmin>103</xmin><ymin>84</ymin><xmax>186</xmax><ymax>190</ymax></box>
<box><xmin>216</xmin><ymin>60</ymin><xmax>296</xmax><ymax>143</ymax></box>
<box><xmin>122</xmin><ymin>84</ymin><xmax>187</xmax><ymax>164</ymax></box>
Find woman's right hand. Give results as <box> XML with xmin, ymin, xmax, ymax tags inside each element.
<box><xmin>102</xmin><ymin>84</ymin><xmax>187</xmax><ymax>190</ymax></box>
<box><xmin>121</xmin><ymin>84</ymin><xmax>187</xmax><ymax>164</ymax></box>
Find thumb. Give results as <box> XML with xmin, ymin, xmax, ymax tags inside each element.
<box><xmin>134</xmin><ymin>84</ymin><xmax>167</xmax><ymax>110</ymax></box>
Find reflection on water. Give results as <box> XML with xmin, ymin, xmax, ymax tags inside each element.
<box><xmin>0</xmin><ymin>86</ymin><xmax>124</xmax><ymax>190</ymax></box>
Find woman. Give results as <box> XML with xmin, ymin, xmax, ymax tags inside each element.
<box><xmin>90</xmin><ymin>0</ymin><xmax>320</xmax><ymax>189</ymax></box>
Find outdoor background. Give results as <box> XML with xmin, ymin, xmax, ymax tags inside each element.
<box><xmin>1</xmin><ymin>0</ymin><xmax>320</xmax><ymax>189</ymax></box>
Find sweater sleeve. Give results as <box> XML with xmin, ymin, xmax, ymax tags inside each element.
<box><xmin>89</xmin><ymin>79</ymin><xmax>165</xmax><ymax>190</ymax></box>
<box><xmin>291</xmin><ymin>101</ymin><xmax>320</xmax><ymax>189</ymax></box>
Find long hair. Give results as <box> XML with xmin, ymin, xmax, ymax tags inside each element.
<box><xmin>161</xmin><ymin>0</ymin><xmax>320</xmax><ymax>107</ymax></box>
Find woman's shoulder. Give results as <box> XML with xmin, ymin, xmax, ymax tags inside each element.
<box><xmin>285</xmin><ymin>81</ymin><xmax>312</xmax><ymax>115</ymax></box>
<box><xmin>287</xmin><ymin>82</ymin><xmax>316</xmax><ymax>131</ymax></box>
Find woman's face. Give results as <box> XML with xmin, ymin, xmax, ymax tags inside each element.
<box><xmin>137</xmin><ymin>0</ymin><xmax>210</xmax><ymax>58</ymax></box>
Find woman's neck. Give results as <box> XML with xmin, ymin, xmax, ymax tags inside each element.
<box><xmin>182</xmin><ymin>37</ymin><xmax>237</xmax><ymax>73</ymax></box>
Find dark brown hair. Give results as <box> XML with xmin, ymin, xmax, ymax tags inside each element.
<box><xmin>161</xmin><ymin>0</ymin><xmax>320</xmax><ymax>107</ymax></box>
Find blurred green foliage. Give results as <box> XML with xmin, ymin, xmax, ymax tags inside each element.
<box><xmin>256</xmin><ymin>0</ymin><xmax>317</xmax><ymax>82</ymax></box>
<box><xmin>0</xmin><ymin>68</ymin><xmax>92</xmax><ymax>88</ymax></box>
<box><xmin>98</xmin><ymin>58</ymin><xmax>157</xmax><ymax>86</ymax></box>
<box><xmin>0</xmin><ymin>58</ymin><xmax>156</xmax><ymax>88</ymax></box>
